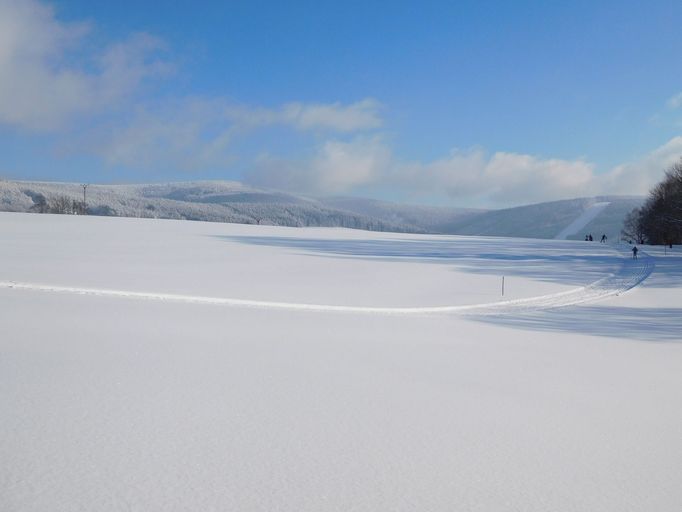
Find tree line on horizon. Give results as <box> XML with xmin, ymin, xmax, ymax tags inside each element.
<box><xmin>28</xmin><ymin>193</ymin><xmax>88</xmax><ymax>216</ymax></box>
<box><xmin>18</xmin><ymin>189</ymin><xmax>404</xmax><ymax>232</ymax></box>
<box><xmin>622</xmin><ymin>160</ymin><xmax>682</xmax><ymax>246</ymax></box>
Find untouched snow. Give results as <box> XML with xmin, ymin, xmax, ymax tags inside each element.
<box><xmin>555</xmin><ymin>201</ymin><xmax>611</xmax><ymax>239</ymax></box>
<box><xmin>1</xmin><ymin>212</ymin><xmax>681</xmax><ymax>511</ymax></box>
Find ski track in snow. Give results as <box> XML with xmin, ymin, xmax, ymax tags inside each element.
<box><xmin>0</xmin><ymin>250</ymin><xmax>653</xmax><ymax>316</ymax></box>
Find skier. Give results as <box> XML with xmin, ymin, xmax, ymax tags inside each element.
<box><xmin>600</xmin><ymin>234</ymin><xmax>607</xmax><ymax>243</ymax></box>
<box><xmin>588</xmin><ymin>234</ymin><xmax>593</xmax><ymax>241</ymax></box>
<box><xmin>632</xmin><ymin>246</ymin><xmax>638</xmax><ymax>259</ymax></box>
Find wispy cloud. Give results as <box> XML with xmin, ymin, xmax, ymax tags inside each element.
<box><xmin>85</xmin><ymin>97</ymin><xmax>383</xmax><ymax>171</ymax></box>
<box><xmin>0</xmin><ymin>0</ymin><xmax>383</xmax><ymax>172</ymax></box>
<box><xmin>667</xmin><ymin>92</ymin><xmax>682</xmax><ymax>110</ymax></box>
<box><xmin>0</xmin><ymin>0</ymin><xmax>170</xmax><ymax>131</ymax></box>
<box><xmin>88</xmin><ymin>99</ymin><xmax>238</xmax><ymax>171</ymax></box>
<box><xmin>247</xmin><ymin>136</ymin><xmax>391</xmax><ymax>194</ymax></box>
<box><xmin>280</xmin><ymin>99</ymin><xmax>382</xmax><ymax>132</ymax></box>
<box><xmin>219</xmin><ymin>98</ymin><xmax>382</xmax><ymax>132</ymax></box>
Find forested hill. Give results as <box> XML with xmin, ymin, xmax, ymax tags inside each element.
<box><xmin>0</xmin><ymin>180</ymin><xmax>413</xmax><ymax>233</ymax></box>
<box><xmin>0</xmin><ymin>179</ymin><xmax>643</xmax><ymax>239</ymax></box>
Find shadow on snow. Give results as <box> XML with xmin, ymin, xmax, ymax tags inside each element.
<box><xmin>218</xmin><ymin>235</ymin><xmax>626</xmax><ymax>286</ymax></box>
<box><xmin>638</xmin><ymin>252</ymin><xmax>682</xmax><ymax>289</ymax></box>
<box><xmin>474</xmin><ymin>306</ymin><xmax>682</xmax><ymax>343</ymax></box>
<box><xmin>219</xmin><ymin>235</ymin><xmax>681</xmax><ymax>342</ymax></box>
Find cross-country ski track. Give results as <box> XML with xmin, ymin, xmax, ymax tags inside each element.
<box><xmin>0</xmin><ymin>248</ymin><xmax>653</xmax><ymax>315</ymax></box>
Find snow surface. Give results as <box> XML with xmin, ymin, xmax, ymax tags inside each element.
<box><xmin>1</xmin><ymin>212</ymin><xmax>681</xmax><ymax>511</ymax></box>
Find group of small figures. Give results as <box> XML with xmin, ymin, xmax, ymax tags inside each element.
<box><xmin>584</xmin><ymin>233</ymin><xmax>608</xmax><ymax>243</ymax></box>
<box><xmin>584</xmin><ymin>233</ymin><xmax>639</xmax><ymax>258</ymax></box>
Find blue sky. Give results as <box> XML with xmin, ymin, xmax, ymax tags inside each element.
<box><xmin>1</xmin><ymin>0</ymin><xmax>682</xmax><ymax>207</ymax></box>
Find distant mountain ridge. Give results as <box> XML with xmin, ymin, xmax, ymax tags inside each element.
<box><xmin>320</xmin><ymin>196</ymin><xmax>483</xmax><ymax>233</ymax></box>
<box><xmin>442</xmin><ymin>196</ymin><xmax>645</xmax><ymax>241</ymax></box>
<box><xmin>0</xmin><ymin>179</ymin><xmax>644</xmax><ymax>240</ymax></box>
<box><xmin>0</xmin><ymin>180</ymin><xmax>412</xmax><ymax>233</ymax></box>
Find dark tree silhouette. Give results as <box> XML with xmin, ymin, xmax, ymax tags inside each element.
<box><xmin>621</xmin><ymin>207</ymin><xmax>646</xmax><ymax>244</ymax></box>
<box><xmin>624</xmin><ymin>160</ymin><xmax>682</xmax><ymax>245</ymax></box>
<box><xmin>29</xmin><ymin>193</ymin><xmax>49</xmax><ymax>213</ymax></box>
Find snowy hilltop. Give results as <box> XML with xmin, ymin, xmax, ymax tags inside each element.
<box><xmin>0</xmin><ymin>179</ymin><xmax>643</xmax><ymax>239</ymax></box>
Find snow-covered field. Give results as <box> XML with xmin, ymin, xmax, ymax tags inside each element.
<box><xmin>1</xmin><ymin>212</ymin><xmax>681</xmax><ymax>511</ymax></box>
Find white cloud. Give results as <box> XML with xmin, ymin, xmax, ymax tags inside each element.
<box><xmin>311</xmin><ymin>137</ymin><xmax>391</xmax><ymax>191</ymax></box>
<box><xmin>385</xmin><ymin>148</ymin><xmax>597</xmax><ymax>207</ymax></box>
<box><xmin>246</xmin><ymin>139</ymin><xmax>596</xmax><ymax>206</ymax></box>
<box><xmin>0</xmin><ymin>0</ymin><xmax>169</xmax><ymax>131</ymax></box>
<box><xmin>244</xmin><ymin>136</ymin><xmax>682</xmax><ymax>207</ymax></box>
<box><xmin>597</xmin><ymin>136</ymin><xmax>682</xmax><ymax>195</ymax></box>
<box><xmin>247</xmin><ymin>136</ymin><xmax>391</xmax><ymax>194</ymax></box>
<box><xmin>390</xmin><ymin>149</ymin><xmax>595</xmax><ymax>206</ymax></box>
<box><xmin>400</xmin><ymin>140</ymin><xmax>682</xmax><ymax>206</ymax></box>
<box><xmin>0</xmin><ymin>0</ymin><xmax>380</xmax><ymax>138</ymax></box>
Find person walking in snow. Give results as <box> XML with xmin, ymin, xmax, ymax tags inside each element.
<box><xmin>632</xmin><ymin>246</ymin><xmax>638</xmax><ymax>259</ymax></box>
<box><xmin>589</xmin><ymin>234</ymin><xmax>593</xmax><ymax>241</ymax></box>
<box><xmin>601</xmin><ymin>234</ymin><xmax>607</xmax><ymax>243</ymax></box>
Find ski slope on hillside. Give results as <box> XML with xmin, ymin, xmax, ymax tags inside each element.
<box><xmin>555</xmin><ymin>201</ymin><xmax>611</xmax><ymax>239</ymax></box>
<box><xmin>1</xmin><ymin>212</ymin><xmax>680</xmax><ymax>512</ymax></box>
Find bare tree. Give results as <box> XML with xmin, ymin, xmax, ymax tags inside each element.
<box><xmin>621</xmin><ymin>207</ymin><xmax>646</xmax><ymax>244</ymax></box>
<box><xmin>49</xmin><ymin>195</ymin><xmax>74</xmax><ymax>214</ymax></box>
<box><xmin>625</xmin><ymin>160</ymin><xmax>682</xmax><ymax>245</ymax></box>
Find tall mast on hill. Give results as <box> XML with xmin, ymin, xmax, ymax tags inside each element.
<box><xmin>81</xmin><ymin>184</ymin><xmax>89</xmax><ymax>213</ymax></box>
